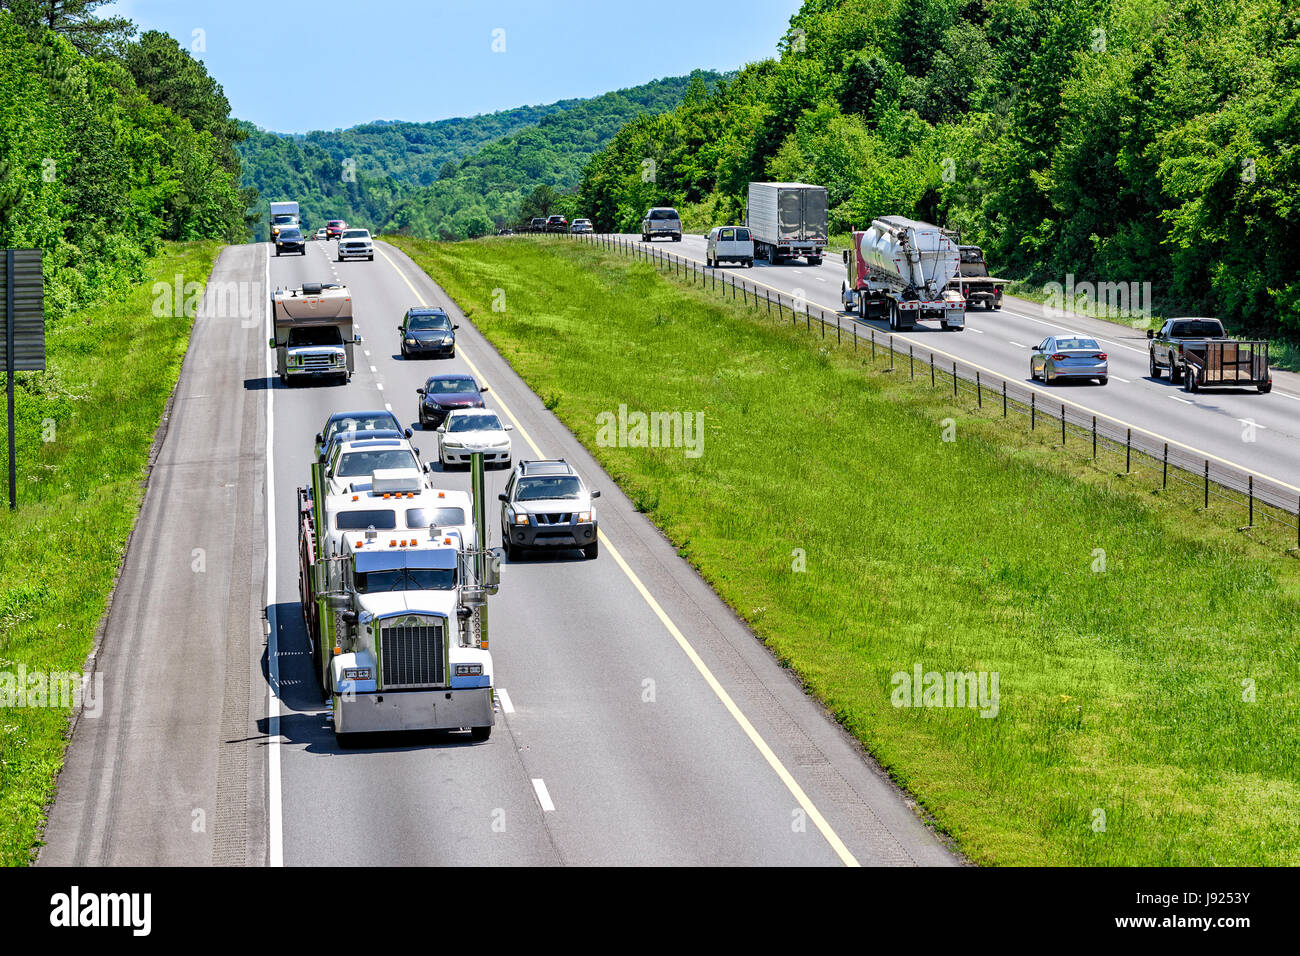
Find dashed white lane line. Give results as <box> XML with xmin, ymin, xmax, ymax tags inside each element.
<box><xmin>1000</xmin><ymin>306</ymin><xmax>1147</xmax><ymax>354</ymax></box>
<box><xmin>1238</xmin><ymin>418</ymin><xmax>1267</xmax><ymax>429</ymax></box>
<box><xmin>496</xmin><ymin>688</ymin><xmax>515</xmax><ymax>714</ymax></box>
<box><xmin>965</xmin><ymin>326</ymin><xmax>984</xmax><ymax>333</ymax></box>
<box><xmin>369</xmin><ymin>365</ymin><xmax>377</xmax><ymax>373</ymax></box>
<box><xmin>384</xmin><ymin>402</ymin><xmax>393</xmax><ymax>412</ymax></box>
<box><xmin>364</xmin><ymin>350</ymin><xmax>371</xmax><ymax>357</ymax></box>
<box><xmin>376</xmin><ymin>383</ymin><xmax>384</xmax><ymax>391</ymax></box>
<box><xmin>1168</xmin><ymin>394</ymin><xmax>1193</xmax><ymax>405</ymax></box>
<box><xmin>532</xmin><ymin>778</ymin><xmax>555</xmax><ymax>812</ymax></box>
<box><xmin>1112</xmin><ymin>376</ymin><xmax>1132</xmax><ymax>383</ymax></box>
<box><xmin>1010</xmin><ymin>341</ymin><xmax>1029</xmax><ymax>349</ymax></box>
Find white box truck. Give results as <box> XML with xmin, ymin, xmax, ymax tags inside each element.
<box><xmin>269</xmin><ymin>200</ymin><xmax>300</xmax><ymax>240</ymax></box>
<box><xmin>746</xmin><ymin>182</ymin><xmax>828</xmax><ymax>265</ymax></box>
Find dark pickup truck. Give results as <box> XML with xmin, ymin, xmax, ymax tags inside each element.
<box><xmin>952</xmin><ymin>245</ymin><xmax>1006</xmax><ymax>310</ymax></box>
<box><xmin>1147</xmin><ymin>317</ymin><xmax>1272</xmax><ymax>393</ymax></box>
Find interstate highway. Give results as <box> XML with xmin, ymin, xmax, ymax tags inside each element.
<box><xmin>617</xmin><ymin>233</ymin><xmax>1300</xmax><ymax>492</ymax></box>
<box><xmin>40</xmin><ymin>237</ymin><xmax>955</xmax><ymax>866</ymax></box>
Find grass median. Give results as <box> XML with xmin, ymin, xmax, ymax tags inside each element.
<box><xmin>0</xmin><ymin>241</ymin><xmax>220</xmax><ymax>865</ymax></box>
<box><xmin>391</xmin><ymin>234</ymin><xmax>1299</xmax><ymax>866</ymax></box>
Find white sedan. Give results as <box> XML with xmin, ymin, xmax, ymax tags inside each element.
<box><xmin>437</xmin><ymin>408</ymin><xmax>513</xmax><ymax>468</ymax></box>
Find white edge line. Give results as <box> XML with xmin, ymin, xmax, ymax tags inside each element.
<box><xmin>265</xmin><ymin>244</ymin><xmax>283</xmax><ymax>867</ymax></box>
<box><xmin>531</xmin><ymin>778</ymin><xmax>555</xmax><ymax>812</ymax></box>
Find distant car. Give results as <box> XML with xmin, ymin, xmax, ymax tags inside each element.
<box><xmin>641</xmin><ymin>207</ymin><xmax>682</xmax><ymax>242</ymax></box>
<box><xmin>497</xmin><ymin>228</ymin><xmax>514</xmax><ymax>236</ymax></box>
<box><xmin>706</xmin><ymin>226</ymin><xmax>754</xmax><ymax>268</ymax></box>
<box><xmin>326</xmin><ymin>220</ymin><xmax>347</xmax><ymax>240</ymax></box>
<box><xmin>437</xmin><ymin>408</ymin><xmax>513</xmax><ymax>469</ymax></box>
<box><xmin>315</xmin><ymin>409</ymin><xmax>406</xmax><ymax>459</ymax></box>
<box><xmin>338</xmin><ymin>228</ymin><xmax>374</xmax><ymax>261</ymax></box>
<box><xmin>416</xmin><ymin>373</ymin><xmax>489</xmax><ymax>429</ymax></box>
<box><xmin>399</xmin><ymin>307</ymin><xmax>458</xmax><ymax>359</ymax></box>
<box><xmin>275</xmin><ymin>227</ymin><xmax>307</xmax><ymax>256</ymax></box>
<box><xmin>529</xmin><ymin>218</ymin><xmax>547</xmax><ymax>233</ymax></box>
<box><xmin>1030</xmin><ymin>335</ymin><xmax>1108</xmax><ymax>385</ymax></box>
<box><xmin>569</xmin><ymin>218</ymin><xmax>593</xmax><ymax>234</ymax></box>
<box><xmin>313</xmin><ymin>227</ymin><xmax>328</xmax><ymax>241</ymax></box>
<box><xmin>498</xmin><ymin>459</ymin><xmax>600</xmax><ymax>560</ymax></box>
<box><xmin>545</xmin><ymin>215</ymin><xmax>568</xmax><ymax>233</ymax></box>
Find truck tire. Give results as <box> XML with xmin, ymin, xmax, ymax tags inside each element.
<box><xmin>1098</xmin><ymin>376</ymin><xmax>1108</xmax><ymax>385</ymax></box>
<box><xmin>808</xmin><ymin>256</ymin><xmax>822</xmax><ymax>266</ymax></box>
<box><xmin>1259</xmin><ymin>383</ymin><xmax>1272</xmax><ymax>393</ymax></box>
<box><xmin>1149</xmin><ymin>351</ymin><xmax>1161</xmax><ymax>379</ymax></box>
<box><xmin>584</xmin><ymin>539</ymin><xmax>599</xmax><ymax>560</ymax></box>
<box><xmin>1170</xmin><ymin>362</ymin><xmax>1183</xmax><ymax>384</ymax></box>
<box><xmin>470</xmin><ymin>726</ymin><xmax>492</xmax><ymax>742</ymax></box>
<box><xmin>1184</xmin><ymin>368</ymin><xmax>1197</xmax><ymax>393</ymax></box>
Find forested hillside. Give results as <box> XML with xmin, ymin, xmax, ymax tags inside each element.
<box><xmin>0</xmin><ymin>9</ymin><xmax>247</xmax><ymax>317</ymax></box>
<box><xmin>239</xmin><ymin>72</ymin><xmax>717</xmax><ymax>241</ymax></box>
<box><xmin>579</xmin><ymin>0</ymin><xmax>1300</xmax><ymax>342</ymax></box>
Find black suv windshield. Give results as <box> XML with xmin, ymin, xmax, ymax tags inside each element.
<box><xmin>355</xmin><ymin>568</ymin><xmax>456</xmax><ymax>592</ymax></box>
<box><xmin>336</xmin><ymin>448</ymin><xmax>418</xmax><ymax>477</ymax></box>
<box><xmin>288</xmin><ymin>326</ymin><xmax>343</xmax><ymax>347</ymax></box>
<box><xmin>407</xmin><ymin>314</ymin><xmax>451</xmax><ymax>331</ymax></box>
<box><xmin>517</xmin><ymin>476</ymin><xmax>582</xmax><ymax>501</ymax></box>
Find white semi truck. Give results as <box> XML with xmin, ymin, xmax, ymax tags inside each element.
<box><xmin>269</xmin><ymin>201</ymin><xmax>300</xmax><ymax>240</ymax></box>
<box><xmin>269</xmin><ymin>281</ymin><xmax>360</xmax><ymax>385</ymax></box>
<box><xmin>746</xmin><ymin>182</ymin><xmax>828</xmax><ymax>265</ymax></box>
<box><xmin>298</xmin><ymin>459</ymin><xmax>503</xmax><ymax>740</ymax></box>
<box><xmin>841</xmin><ymin>216</ymin><xmax>966</xmax><ymax>331</ymax></box>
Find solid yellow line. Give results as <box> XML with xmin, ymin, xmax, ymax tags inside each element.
<box><xmin>378</xmin><ymin>243</ymin><xmax>860</xmax><ymax>866</ymax></box>
<box><xmin>629</xmin><ymin>237</ymin><xmax>1300</xmax><ymax>495</ymax></box>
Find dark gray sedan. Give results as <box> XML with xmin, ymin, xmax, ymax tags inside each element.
<box><xmin>1030</xmin><ymin>335</ymin><xmax>1108</xmax><ymax>385</ymax></box>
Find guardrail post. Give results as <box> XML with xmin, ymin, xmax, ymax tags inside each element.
<box><xmin>1092</xmin><ymin>416</ymin><xmax>1097</xmax><ymax>459</ymax></box>
<box><xmin>1126</xmin><ymin>428</ymin><xmax>1131</xmax><ymax>473</ymax></box>
<box><xmin>871</xmin><ymin>330</ymin><xmax>876</xmax><ymax>361</ymax></box>
<box><xmin>1248</xmin><ymin>475</ymin><xmax>1254</xmax><ymax>527</ymax></box>
<box><xmin>1031</xmin><ymin>393</ymin><xmax>1036</xmax><ymax>430</ymax></box>
<box><xmin>952</xmin><ymin>362</ymin><xmax>958</xmax><ymax>399</ymax></box>
<box><xmin>930</xmin><ymin>352</ymin><xmax>935</xmax><ymax>386</ymax></box>
<box><xmin>976</xmin><ymin>372</ymin><xmax>981</xmax><ymax>408</ymax></box>
<box><xmin>853</xmin><ymin>325</ymin><xmax>857</xmax><ymax>351</ymax></box>
<box><xmin>1162</xmin><ymin>443</ymin><xmax>1168</xmax><ymax>489</ymax></box>
<box><xmin>836</xmin><ymin>316</ymin><xmax>841</xmax><ymax>346</ymax></box>
<box><xmin>1204</xmin><ymin>460</ymin><xmax>1209</xmax><ymax>508</ymax></box>
<box><xmin>909</xmin><ymin>345</ymin><xmax>914</xmax><ymax>379</ymax></box>
<box><xmin>889</xmin><ymin>336</ymin><xmax>894</xmax><ymax>371</ymax></box>
<box><xmin>1002</xmin><ymin>381</ymin><xmax>1007</xmax><ymax>418</ymax></box>
<box><xmin>1061</xmin><ymin>404</ymin><xmax>1066</xmax><ymax>446</ymax></box>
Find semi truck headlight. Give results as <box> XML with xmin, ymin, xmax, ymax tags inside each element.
<box><xmin>341</xmin><ymin>667</ymin><xmax>371</xmax><ymax>681</ymax></box>
<box><xmin>454</xmin><ymin>664</ymin><xmax>483</xmax><ymax>677</ymax></box>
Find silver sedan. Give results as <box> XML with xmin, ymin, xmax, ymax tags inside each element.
<box><xmin>1030</xmin><ymin>335</ymin><xmax>1108</xmax><ymax>384</ymax></box>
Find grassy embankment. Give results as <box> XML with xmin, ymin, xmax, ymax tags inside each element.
<box><xmin>0</xmin><ymin>241</ymin><xmax>221</xmax><ymax>865</ymax></box>
<box><xmin>390</xmin><ymin>234</ymin><xmax>1300</xmax><ymax>866</ymax></box>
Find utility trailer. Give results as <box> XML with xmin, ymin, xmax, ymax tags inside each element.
<box><xmin>747</xmin><ymin>182</ymin><xmax>828</xmax><ymax>264</ymax></box>
<box><xmin>1148</xmin><ymin>318</ymin><xmax>1272</xmax><ymax>393</ymax></box>
<box><xmin>298</xmin><ymin>458</ymin><xmax>503</xmax><ymax>740</ymax></box>
<box><xmin>842</xmin><ymin>216</ymin><xmax>966</xmax><ymax>331</ymax></box>
<box><xmin>269</xmin><ymin>281</ymin><xmax>360</xmax><ymax>385</ymax></box>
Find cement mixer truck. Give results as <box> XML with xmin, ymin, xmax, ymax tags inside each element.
<box><xmin>841</xmin><ymin>216</ymin><xmax>966</xmax><ymax>331</ymax></box>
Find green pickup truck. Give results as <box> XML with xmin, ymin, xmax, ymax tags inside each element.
<box><xmin>1147</xmin><ymin>317</ymin><xmax>1272</xmax><ymax>394</ymax></box>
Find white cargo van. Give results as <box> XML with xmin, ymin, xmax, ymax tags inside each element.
<box><xmin>706</xmin><ymin>226</ymin><xmax>754</xmax><ymax>268</ymax></box>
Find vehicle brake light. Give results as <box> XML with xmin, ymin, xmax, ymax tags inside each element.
<box><xmin>1095</xmin><ymin>353</ymin><xmax>1107</xmax><ymax>360</ymax></box>
<box><xmin>1051</xmin><ymin>353</ymin><xmax>1066</xmax><ymax>360</ymax></box>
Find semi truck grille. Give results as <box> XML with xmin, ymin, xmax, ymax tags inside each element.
<box><xmin>380</xmin><ymin>622</ymin><xmax>446</xmax><ymax>688</ymax></box>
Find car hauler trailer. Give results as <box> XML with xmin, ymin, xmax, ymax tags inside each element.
<box><xmin>298</xmin><ymin>458</ymin><xmax>503</xmax><ymax>740</ymax></box>
<box><xmin>269</xmin><ymin>281</ymin><xmax>360</xmax><ymax>385</ymax></box>
<box><xmin>747</xmin><ymin>182</ymin><xmax>828</xmax><ymax>264</ymax></box>
<box><xmin>842</xmin><ymin>216</ymin><xmax>966</xmax><ymax>331</ymax></box>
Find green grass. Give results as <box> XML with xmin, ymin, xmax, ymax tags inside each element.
<box><xmin>0</xmin><ymin>241</ymin><xmax>221</xmax><ymax>865</ymax></box>
<box><xmin>391</xmin><ymin>234</ymin><xmax>1300</xmax><ymax>866</ymax></box>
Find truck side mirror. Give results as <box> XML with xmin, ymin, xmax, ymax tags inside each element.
<box><xmin>498</xmin><ymin>493</ymin><xmax>508</xmax><ymax>502</ymax></box>
<box><xmin>403</xmin><ymin>428</ymin><xmax>413</xmax><ymax>439</ymax></box>
<box><xmin>315</xmin><ymin>432</ymin><xmax>324</xmax><ymax>445</ymax></box>
<box><xmin>591</xmin><ymin>490</ymin><xmax>601</xmax><ymax>498</ymax></box>
<box><xmin>842</xmin><ymin>250</ymin><xmax>848</xmax><ymax>264</ymax></box>
<box><xmin>453</xmin><ymin>324</ymin><xmax>460</xmax><ymax>330</ymax></box>
<box><xmin>1146</xmin><ymin>330</ymin><xmax>1154</xmax><ymax>339</ymax></box>
<box><xmin>480</xmin><ymin>385</ymin><xmax>490</xmax><ymax>393</ymax></box>
<box><xmin>268</xmin><ymin>337</ymin><xmax>276</xmax><ymax>349</ymax></box>
<box><xmin>417</xmin><ymin>388</ymin><xmax>426</xmax><ymax>395</ymax></box>
<box><xmin>354</xmin><ymin>334</ymin><xmax>363</xmax><ymax>343</ymax></box>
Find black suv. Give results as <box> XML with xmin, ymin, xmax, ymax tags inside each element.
<box><xmin>498</xmin><ymin>459</ymin><xmax>600</xmax><ymax>560</ymax></box>
<box><xmin>545</xmin><ymin>215</ymin><xmax>568</xmax><ymax>233</ymax></box>
<box><xmin>399</xmin><ymin>307</ymin><xmax>459</xmax><ymax>359</ymax></box>
<box><xmin>275</xmin><ymin>227</ymin><xmax>306</xmax><ymax>256</ymax></box>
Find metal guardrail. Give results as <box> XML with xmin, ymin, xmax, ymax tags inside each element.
<box><xmin>559</xmin><ymin>231</ymin><xmax>1300</xmax><ymax>550</ymax></box>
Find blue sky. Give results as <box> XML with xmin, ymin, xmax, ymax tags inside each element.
<box><xmin>103</xmin><ymin>0</ymin><xmax>803</xmax><ymax>133</ymax></box>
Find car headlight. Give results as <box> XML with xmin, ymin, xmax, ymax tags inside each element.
<box><xmin>332</xmin><ymin>353</ymin><xmax>343</xmax><ymax>364</ymax></box>
<box><xmin>341</xmin><ymin>667</ymin><xmax>371</xmax><ymax>681</ymax></box>
<box><xmin>454</xmin><ymin>664</ymin><xmax>483</xmax><ymax>677</ymax></box>
<box><xmin>576</xmin><ymin>511</ymin><xmax>592</xmax><ymax>522</ymax></box>
<box><xmin>288</xmin><ymin>354</ymin><xmax>300</xmax><ymax>366</ymax></box>
<box><xmin>443</xmin><ymin>440</ymin><xmax>464</xmax><ymax>448</ymax></box>
<box><xmin>442</xmin><ymin>336</ymin><xmax>453</xmax><ymax>344</ymax></box>
<box><xmin>406</xmin><ymin>338</ymin><xmax>417</xmax><ymax>346</ymax></box>
<box><xmin>513</xmin><ymin>512</ymin><xmax>530</xmax><ymax>525</ymax></box>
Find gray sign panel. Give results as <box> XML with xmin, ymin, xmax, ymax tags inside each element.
<box><xmin>1</xmin><ymin>249</ymin><xmax>45</xmax><ymax>372</ymax></box>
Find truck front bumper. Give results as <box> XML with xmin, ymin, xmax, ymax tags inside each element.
<box><xmin>333</xmin><ymin>686</ymin><xmax>494</xmax><ymax>734</ymax></box>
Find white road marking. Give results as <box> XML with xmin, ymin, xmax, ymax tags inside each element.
<box><xmin>1010</xmin><ymin>341</ymin><xmax>1029</xmax><ymax>349</ymax></box>
<box><xmin>1112</xmin><ymin>376</ymin><xmax>1132</xmax><ymax>383</ymax></box>
<box><xmin>364</xmin><ymin>350</ymin><xmax>371</xmax><ymax>357</ymax></box>
<box><xmin>1168</xmin><ymin>395</ymin><xmax>1193</xmax><ymax>405</ymax></box>
<box><xmin>376</xmin><ymin>383</ymin><xmax>383</xmax><ymax>391</ymax></box>
<box><xmin>1276</xmin><ymin>391</ymin><xmax>1300</xmax><ymax>403</ymax></box>
<box><xmin>376</xmin><ymin>243</ymin><xmax>861</xmax><ymax>867</ymax></box>
<box><xmin>1000</xmin><ymin>306</ymin><xmax>1146</xmax><ymax>353</ymax></box>
<box><xmin>264</xmin><ymin>245</ymin><xmax>283</xmax><ymax>868</ymax></box>
<box><xmin>384</xmin><ymin>402</ymin><xmax>392</xmax><ymax>411</ymax></box>
<box><xmin>496</xmin><ymin>688</ymin><xmax>514</xmax><ymax>713</ymax></box>
<box><xmin>965</xmin><ymin>326</ymin><xmax>984</xmax><ymax>333</ymax></box>
<box><xmin>1238</xmin><ymin>418</ymin><xmax>1267</xmax><ymax>429</ymax></box>
<box><xmin>369</xmin><ymin>365</ymin><xmax>377</xmax><ymax>373</ymax></box>
<box><xmin>532</xmin><ymin>778</ymin><xmax>555</xmax><ymax>812</ymax></box>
